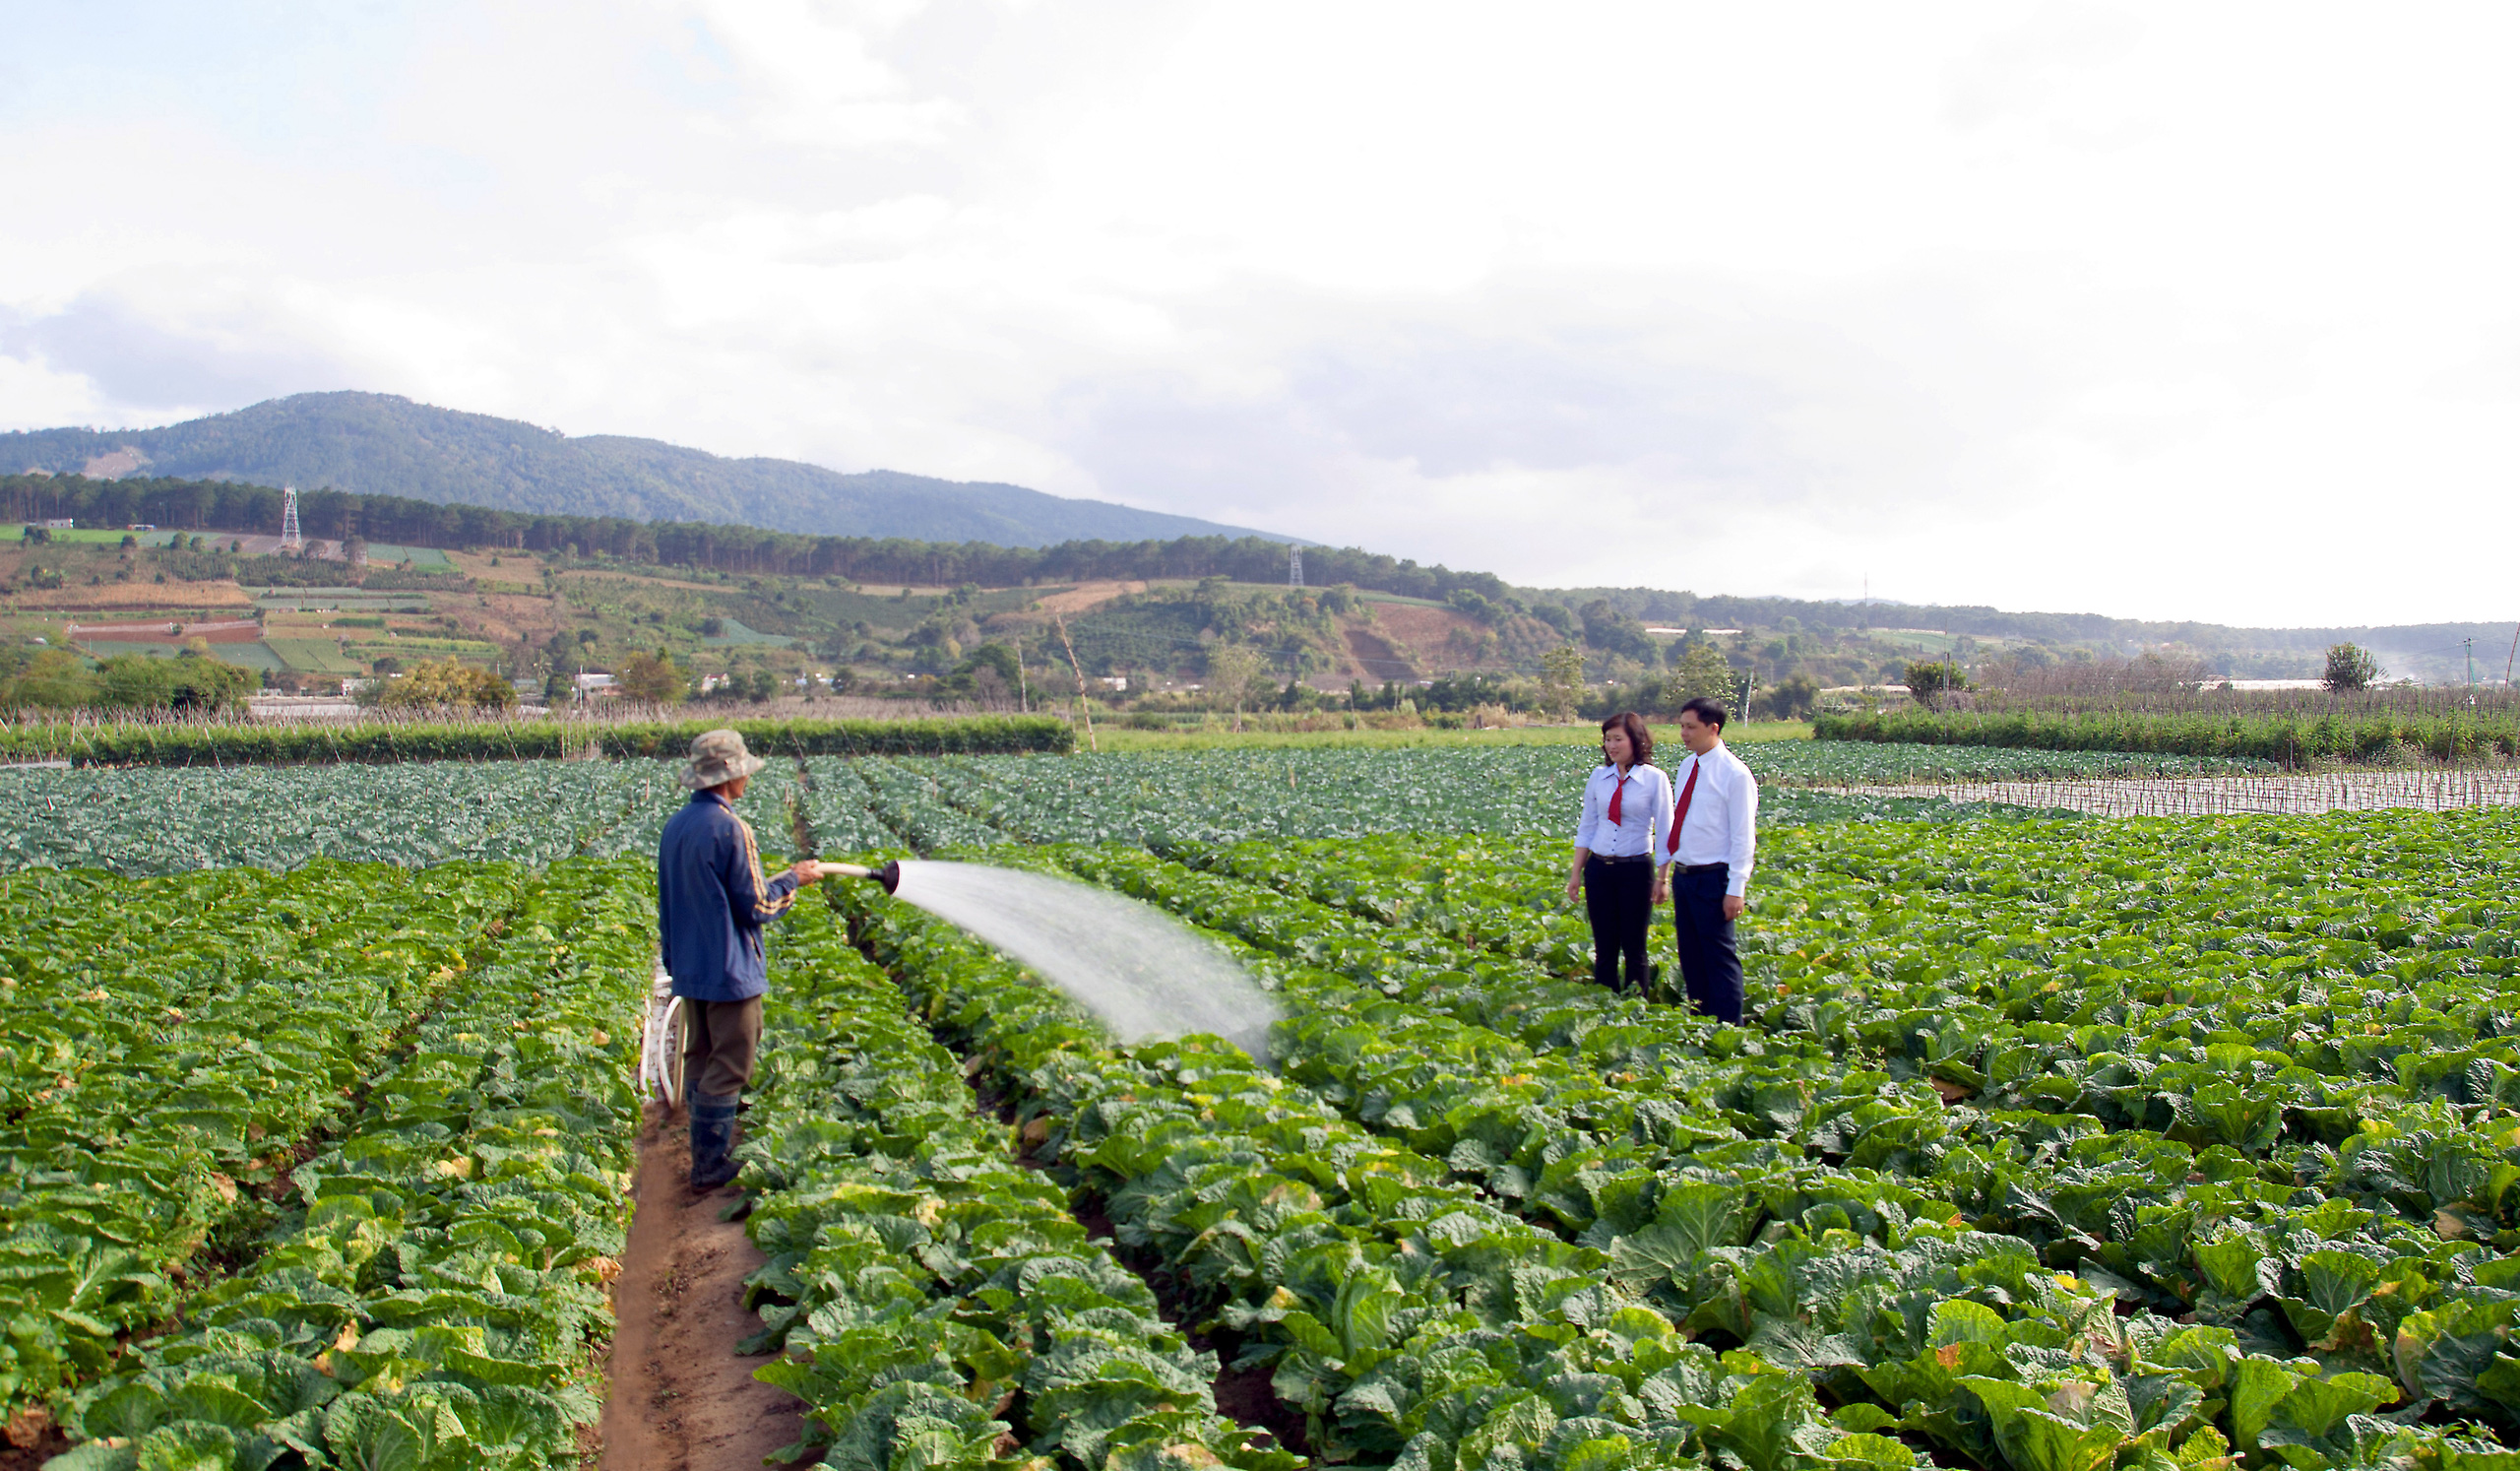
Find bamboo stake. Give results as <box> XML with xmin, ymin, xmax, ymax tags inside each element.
<box><xmin>1052</xmin><ymin>611</ymin><xmax>1097</xmax><ymax>754</ymax></box>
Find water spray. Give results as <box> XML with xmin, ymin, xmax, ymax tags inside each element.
<box><xmin>828</xmin><ymin>859</ymin><xmax>1281</xmax><ymax>1060</ymax></box>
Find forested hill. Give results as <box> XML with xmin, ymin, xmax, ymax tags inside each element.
<box><xmin>1549</xmin><ymin>585</ymin><xmax>2513</xmax><ymax>664</ymax></box>
<box><xmin>0</xmin><ymin>471</ymin><xmax>1509</xmax><ymax>603</ymax></box>
<box><xmin>0</xmin><ymin>391</ymin><xmax>1296</xmax><ymax>548</ymax></box>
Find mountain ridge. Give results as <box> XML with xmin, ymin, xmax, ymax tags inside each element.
<box><xmin>0</xmin><ymin>391</ymin><xmax>1300</xmax><ymax>549</ymax></box>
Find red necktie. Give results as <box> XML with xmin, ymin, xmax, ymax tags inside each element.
<box><xmin>1666</xmin><ymin>760</ymin><xmax>1699</xmax><ymax>858</ymax></box>
<box><xmin>1606</xmin><ymin>771</ymin><xmax>1625</xmax><ymax>826</ymax></box>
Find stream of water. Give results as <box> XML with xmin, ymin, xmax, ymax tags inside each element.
<box><xmin>884</xmin><ymin>860</ymin><xmax>1282</xmax><ymax>1060</ymax></box>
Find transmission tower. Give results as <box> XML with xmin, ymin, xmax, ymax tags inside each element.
<box><xmin>279</xmin><ymin>485</ymin><xmax>303</xmax><ymax>551</ymax></box>
<box><xmin>1289</xmin><ymin>544</ymin><xmax>1302</xmax><ymax>589</ymax></box>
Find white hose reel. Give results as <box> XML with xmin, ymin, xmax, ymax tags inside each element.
<box><xmin>637</xmin><ymin>962</ymin><xmax>685</xmax><ymax>1109</ymax></box>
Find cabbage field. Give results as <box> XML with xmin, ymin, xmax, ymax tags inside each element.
<box><xmin>7</xmin><ymin>741</ymin><xmax>2519</xmax><ymax>1471</ymax></box>
<box><xmin>0</xmin><ymin>743</ymin><xmax>2088</xmax><ymax>876</ymax></box>
<box><xmin>3</xmin><ymin>858</ymin><xmax>651</xmax><ymax>1469</ymax></box>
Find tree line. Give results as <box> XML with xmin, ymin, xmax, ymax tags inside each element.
<box><xmin>0</xmin><ymin>473</ymin><xmax>1507</xmax><ymax>603</ymax></box>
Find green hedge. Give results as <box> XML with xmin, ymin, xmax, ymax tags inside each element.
<box><xmin>1813</xmin><ymin>707</ymin><xmax>2520</xmax><ymax>766</ymax></box>
<box><xmin>0</xmin><ymin>714</ymin><xmax>1074</xmax><ymax>767</ymax></box>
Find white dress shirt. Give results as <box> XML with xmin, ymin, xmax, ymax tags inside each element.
<box><xmin>1669</xmin><ymin>741</ymin><xmax>1758</xmax><ymax>895</ymax></box>
<box><xmin>1573</xmin><ymin>762</ymin><xmax>1674</xmax><ymax>861</ymax></box>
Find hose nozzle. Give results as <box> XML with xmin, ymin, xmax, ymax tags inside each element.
<box><xmin>827</xmin><ymin>861</ymin><xmax>903</xmax><ymax>893</ymax></box>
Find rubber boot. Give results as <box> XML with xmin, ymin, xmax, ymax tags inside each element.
<box><xmin>687</xmin><ymin>1091</ymin><xmax>742</xmax><ymax>1192</ymax></box>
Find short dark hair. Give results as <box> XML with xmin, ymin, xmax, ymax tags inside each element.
<box><xmin>1600</xmin><ymin>710</ymin><xmax>1654</xmax><ymax>764</ymax></box>
<box><xmin>1678</xmin><ymin>696</ymin><xmax>1728</xmax><ymax>730</ymax></box>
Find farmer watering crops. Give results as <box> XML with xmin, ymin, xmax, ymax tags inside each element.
<box><xmin>1566</xmin><ymin>711</ymin><xmax>1674</xmax><ymax>995</ymax></box>
<box><xmin>1657</xmin><ymin>696</ymin><xmax>1758</xmax><ymax>1024</ymax></box>
<box><xmin>657</xmin><ymin>728</ymin><xmax>832</xmax><ymax>1192</ymax></box>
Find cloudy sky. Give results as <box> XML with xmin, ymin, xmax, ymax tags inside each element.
<box><xmin>3</xmin><ymin>3</ymin><xmax>2515</xmax><ymax>625</ymax></box>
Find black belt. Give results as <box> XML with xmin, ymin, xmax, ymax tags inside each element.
<box><xmin>1675</xmin><ymin>862</ymin><xmax>1728</xmax><ymax>873</ymax></box>
<box><xmin>1588</xmin><ymin>853</ymin><xmax>1652</xmax><ymax>865</ymax></box>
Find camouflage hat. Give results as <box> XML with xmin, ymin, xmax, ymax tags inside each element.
<box><xmin>680</xmin><ymin>728</ymin><xmax>766</xmax><ymax>790</ymax></box>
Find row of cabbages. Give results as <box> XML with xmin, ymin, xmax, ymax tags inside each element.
<box><xmin>0</xmin><ymin>862</ymin><xmax>527</xmax><ymax>1434</ymax></box>
<box><xmin>44</xmin><ymin>860</ymin><xmax>653</xmax><ymax>1470</ymax></box>
<box><xmin>732</xmin><ymin>891</ymin><xmax>1293</xmax><ymax>1470</ymax></box>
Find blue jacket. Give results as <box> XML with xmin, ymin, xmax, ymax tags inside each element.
<box><xmin>657</xmin><ymin>791</ymin><xmax>802</xmax><ymax>1001</ymax></box>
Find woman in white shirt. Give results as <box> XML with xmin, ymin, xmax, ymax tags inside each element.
<box><xmin>1564</xmin><ymin>711</ymin><xmax>1673</xmax><ymax>995</ymax></box>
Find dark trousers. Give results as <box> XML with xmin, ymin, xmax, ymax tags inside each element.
<box><xmin>1672</xmin><ymin>864</ymin><xmax>1744</xmax><ymax>1024</ymax></box>
<box><xmin>1582</xmin><ymin>856</ymin><xmax>1654</xmax><ymax>993</ymax></box>
<box><xmin>681</xmin><ymin>994</ymin><xmax>764</xmax><ymax>1100</ymax></box>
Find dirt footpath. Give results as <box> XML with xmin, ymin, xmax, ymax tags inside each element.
<box><xmin>600</xmin><ymin>1105</ymin><xmax>812</xmax><ymax>1470</ymax></box>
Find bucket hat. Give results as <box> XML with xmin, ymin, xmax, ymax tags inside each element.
<box><xmin>680</xmin><ymin>728</ymin><xmax>767</xmax><ymax>790</ymax></box>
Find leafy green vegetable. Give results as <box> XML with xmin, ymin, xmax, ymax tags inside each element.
<box><xmin>42</xmin><ymin>859</ymin><xmax>655</xmax><ymax>1469</ymax></box>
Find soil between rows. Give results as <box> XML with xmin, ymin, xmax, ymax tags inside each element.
<box><xmin>599</xmin><ymin>1103</ymin><xmax>811</xmax><ymax>1471</ymax></box>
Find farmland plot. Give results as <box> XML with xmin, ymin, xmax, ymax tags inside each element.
<box><xmin>0</xmin><ymin>862</ymin><xmax>526</xmax><ymax>1424</ymax></box>
<box><xmin>1735</xmin><ymin>742</ymin><xmax>2271</xmax><ymax>787</ymax></box>
<box><xmin>21</xmin><ymin>859</ymin><xmax>656</xmax><ymax>1468</ymax></box>
<box><xmin>842</xmin><ymin>750</ymin><xmax>2071</xmax><ymax>853</ymax></box>
<box><xmin>581</xmin><ymin>757</ymin><xmax>805</xmax><ymax>861</ymax></box>
<box><xmin>850</xmin><ymin>807</ymin><xmax>2520</xmax><ymax>1468</ymax></box>
<box><xmin>0</xmin><ymin>743</ymin><xmax>2090</xmax><ymax>879</ymax></box>
<box><xmin>849</xmin><ymin>754</ymin><xmax>1006</xmax><ymax>850</ymax></box>
<box><xmin>16</xmin><ymin>742</ymin><xmax>2520</xmax><ymax>1471</ymax></box>
<box><xmin>793</xmin><ymin>756</ymin><xmax>894</xmax><ymax>854</ymax></box>
<box><xmin>821</xmin><ymin>846</ymin><xmax>2507</xmax><ymax>1471</ymax></box>
<box><xmin>820</xmin><ymin>874</ymin><xmax>1767</xmax><ymax>1469</ymax></box>
<box><xmin>0</xmin><ymin>762</ymin><xmax>674</xmax><ymax>873</ymax></box>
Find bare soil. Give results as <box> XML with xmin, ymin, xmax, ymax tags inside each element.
<box><xmin>1027</xmin><ymin>580</ymin><xmax>1147</xmax><ymax>616</ymax></box>
<box><xmin>599</xmin><ymin>1105</ymin><xmax>813</xmax><ymax>1471</ymax></box>
<box><xmin>558</xmin><ymin>569</ymin><xmax>724</xmax><ymax>594</ymax></box>
<box><xmin>2</xmin><ymin>582</ymin><xmax>256</xmax><ymax>610</ymax></box>
<box><xmin>1343</xmin><ymin>625</ymin><xmax>1410</xmax><ymax>677</ymax></box>
<box><xmin>0</xmin><ymin>1411</ymin><xmax>69</xmax><ymax>1470</ymax></box>
<box><xmin>1365</xmin><ymin>603</ymin><xmax>1502</xmax><ymax>668</ymax></box>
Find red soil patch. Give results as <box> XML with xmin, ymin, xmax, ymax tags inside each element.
<box><xmin>1343</xmin><ymin>626</ymin><xmax>1411</xmax><ymax>678</ymax></box>
<box><xmin>1366</xmin><ymin>603</ymin><xmax>1488</xmax><ymax>656</ymax></box>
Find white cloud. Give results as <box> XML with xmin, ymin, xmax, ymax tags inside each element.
<box><xmin>0</xmin><ymin>0</ymin><xmax>2515</xmax><ymax>626</ymax></box>
<box><xmin>680</xmin><ymin>0</ymin><xmax>965</xmax><ymax>147</ymax></box>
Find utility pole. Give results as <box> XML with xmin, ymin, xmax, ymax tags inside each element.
<box><xmin>2505</xmin><ymin>623</ymin><xmax>2519</xmax><ymax>690</ymax></box>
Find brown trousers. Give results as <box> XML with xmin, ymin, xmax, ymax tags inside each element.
<box><xmin>680</xmin><ymin>995</ymin><xmax>763</xmax><ymax>1100</ymax></box>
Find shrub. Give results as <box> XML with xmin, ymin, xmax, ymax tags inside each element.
<box><xmin>1903</xmin><ymin>658</ymin><xmax>1968</xmax><ymax>707</ymax></box>
<box><xmin>2324</xmin><ymin>643</ymin><xmax>2381</xmax><ymax>692</ymax></box>
<box><xmin>370</xmin><ymin>659</ymin><xmax>518</xmax><ymax>713</ymax></box>
<box><xmin>0</xmin><ymin>714</ymin><xmax>1075</xmax><ymax>766</ymax></box>
<box><xmin>617</xmin><ymin>650</ymin><xmax>689</xmax><ymax>704</ymax></box>
<box><xmin>1759</xmin><ymin>674</ymin><xmax>1821</xmax><ymax>722</ymax></box>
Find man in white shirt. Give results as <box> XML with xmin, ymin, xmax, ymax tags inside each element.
<box><xmin>1655</xmin><ymin>696</ymin><xmax>1757</xmax><ymax>1023</ymax></box>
